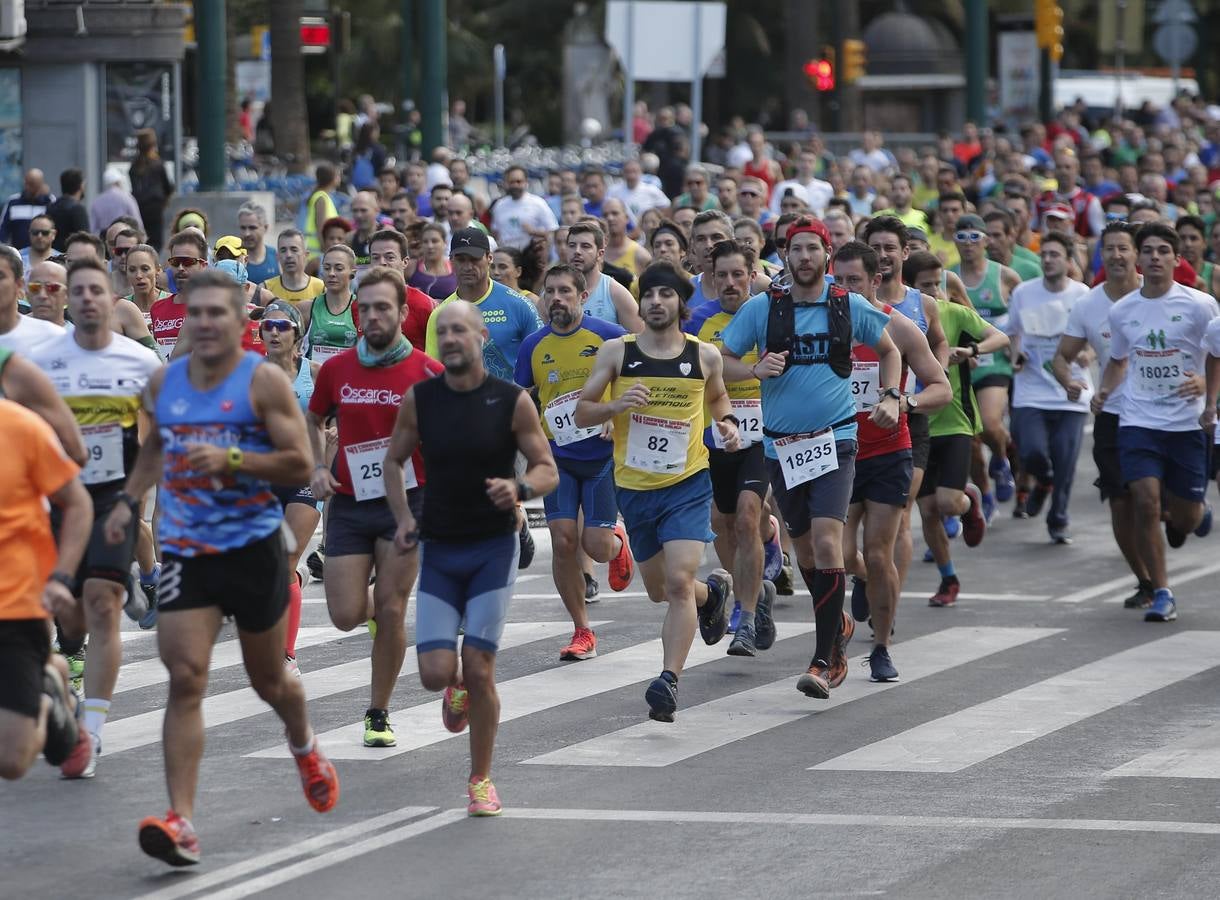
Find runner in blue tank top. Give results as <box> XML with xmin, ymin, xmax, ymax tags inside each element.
<box><xmin>102</xmin><ymin>270</ymin><xmax>339</xmax><ymax>868</ymax></box>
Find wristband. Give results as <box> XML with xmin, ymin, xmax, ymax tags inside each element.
<box><xmin>227</xmin><ymin>446</ymin><xmax>244</xmax><ymax>473</ymax></box>
<box><xmin>116</xmin><ymin>491</ymin><xmax>140</xmax><ymax>511</ymax></box>
<box><xmin>720</xmin><ymin>413</ymin><xmax>740</xmax><ymax>428</ymax></box>
<box><xmin>516</xmin><ymin>479</ymin><xmax>535</xmax><ymax>502</ymax></box>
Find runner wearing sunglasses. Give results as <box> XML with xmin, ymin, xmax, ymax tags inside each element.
<box><xmin>150</xmin><ymin>230</ymin><xmax>209</xmax><ymax>360</ymax></box>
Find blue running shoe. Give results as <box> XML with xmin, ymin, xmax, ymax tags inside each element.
<box><xmin>850</xmin><ymin>576</ymin><xmax>869</xmax><ymax>622</ymax></box>
<box><xmin>981</xmin><ymin>492</ymin><xmax>997</xmax><ymax>524</ymax></box>
<box><xmin>763</xmin><ymin>515</ymin><xmax>783</xmax><ymax>582</ymax></box>
<box><xmin>727</xmin><ymin>599</ymin><xmax>741</xmax><ymax>634</ymax></box>
<box><xmin>1195</xmin><ymin>504</ymin><xmax>1213</xmax><ymax>539</ymax></box>
<box><xmin>943</xmin><ymin>515</ymin><xmax>961</xmax><ymax>539</ymax></box>
<box><xmin>922</xmin><ymin>547</ymin><xmax>935</xmax><ymax>563</ymax></box>
<box><xmin>867</xmin><ymin>645</ymin><xmax>899</xmax><ymax>682</ymax></box>
<box><xmin>1144</xmin><ymin>589</ymin><xmax>1177</xmax><ymax>623</ymax></box>
<box><xmin>992</xmin><ymin>458</ymin><xmax>1015</xmax><ymax>502</ymax></box>
<box><xmin>645</xmin><ymin>673</ymin><xmax>678</xmax><ymax>722</ymax></box>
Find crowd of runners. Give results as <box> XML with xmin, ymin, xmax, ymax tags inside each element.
<box><xmin>3</xmin><ymin>106</ymin><xmax>1220</xmax><ymax>864</ymax></box>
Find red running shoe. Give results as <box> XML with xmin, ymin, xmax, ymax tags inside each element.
<box><xmin>559</xmin><ymin>627</ymin><xmax>598</xmax><ymax>661</ymax></box>
<box><xmin>929</xmin><ymin>577</ymin><xmax>961</xmax><ymax>608</ymax></box>
<box><xmin>442</xmin><ymin>683</ymin><xmax>470</xmax><ymax>734</ymax></box>
<box><xmin>608</xmin><ymin>521</ymin><xmax>634</xmax><ymax>591</ymax></box>
<box><xmin>138</xmin><ymin>810</ymin><xmax>201</xmax><ymax>867</ymax></box>
<box><xmin>294</xmin><ymin>743</ymin><xmax>339</xmax><ymax>813</ymax></box>
<box><xmin>962</xmin><ymin>484</ymin><xmax>986</xmax><ymax>548</ymax></box>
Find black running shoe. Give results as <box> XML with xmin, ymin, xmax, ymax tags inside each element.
<box><xmin>727</xmin><ymin>622</ymin><xmax>757</xmax><ymax>657</ymax></box>
<box><xmin>584</xmin><ymin>573</ymin><xmax>600</xmax><ymax>603</ymax></box>
<box><xmin>867</xmin><ymin>645</ymin><xmax>899</xmax><ymax>682</ymax></box>
<box><xmin>645</xmin><ymin>673</ymin><xmax>678</xmax><ymax>722</ymax></box>
<box><xmin>307</xmin><ymin>549</ymin><xmax>326</xmax><ymax>581</ymax></box>
<box><xmin>850</xmin><ymin>576</ymin><xmax>869</xmax><ymax>622</ymax></box>
<box><xmin>1026</xmin><ymin>481</ymin><xmax>1052</xmax><ymax>518</ymax></box>
<box><xmin>518</xmin><ymin>518</ymin><xmax>535</xmax><ymax>569</ymax></box>
<box><xmin>1123</xmin><ymin>583</ymin><xmax>1153</xmax><ymax>609</ymax></box>
<box><xmin>41</xmin><ymin>667</ymin><xmax>79</xmax><ymax>766</ymax></box>
<box><xmin>754</xmin><ymin>580</ymin><xmax>777</xmax><ymax>651</ymax></box>
<box><xmin>1165</xmin><ymin>521</ymin><xmax>1187</xmax><ymax>549</ymax></box>
<box><xmin>698</xmin><ymin>569</ymin><xmax>732</xmax><ymax>645</ymax></box>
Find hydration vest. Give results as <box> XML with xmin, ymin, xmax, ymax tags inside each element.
<box><xmin>764</xmin><ymin>280</ymin><xmax>853</xmax><ymax>378</ymax></box>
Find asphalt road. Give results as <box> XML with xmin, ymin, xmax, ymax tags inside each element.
<box><xmin>5</xmin><ymin>433</ymin><xmax>1220</xmax><ymax>900</ymax></box>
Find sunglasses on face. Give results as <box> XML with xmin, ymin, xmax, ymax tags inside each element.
<box><xmin>259</xmin><ymin>319</ymin><xmax>297</xmax><ymax>334</ymax></box>
<box><xmin>30</xmin><ymin>230</ymin><xmax>52</xmax><ymax>237</ymax></box>
<box><xmin>27</xmin><ymin>281</ymin><xmax>65</xmax><ymax>294</ymax></box>
<box><xmin>112</xmin><ymin>246</ymin><xmax>132</xmax><ymax>256</ymax></box>
<box><xmin>168</xmin><ymin>256</ymin><xmax>205</xmax><ymax>268</ymax></box>
<box><xmin>955</xmin><ymin>230</ymin><xmax>985</xmax><ymax>243</ymax></box>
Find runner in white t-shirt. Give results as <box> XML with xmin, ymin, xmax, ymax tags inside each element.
<box><xmin>1053</xmin><ymin>221</ymin><xmax>1152</xmax><ymax>607</ymax></box>
<box><xmin>1096</xmin><ymin>223</ymin><xmax>1219</xmax><ymax>623</ymax></box>
<box><xmin>1006</xmin><ymin>232</ymin><xmax>1091</xmax><ymax>543</ymax></box>
<box><xmin>490</xmin><ymin>165</ymin><xmax>559</xmax><ymax>250</ymax></box>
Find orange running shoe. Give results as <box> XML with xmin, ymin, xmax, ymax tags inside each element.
<box><xmin>467</xmin><ymin>776</ymin><xmax>502</xmax><ymax>816</ymax></box>
<box><xmin>608</xmin><ymin>521</ymin><xmax>634</xmax><ymax>591</ymax></box>
<box><xmin>559</xmin><ymin>627</ymin><xmax>598</xmax><ymax>661</ymax></box>
<box><xmin>294</xmin><ymin>742</ymin><xmax>339</xmax><ymax>813</ymax></box>
<box><xmin>796</xmin><ymin>661</ymin><xmax>831</xmax><ymax>699</ymax></box>
<box><xmin>828</xmin><ymin>611</ymin><xmax>854</xmax><ymax>688</ymax></box>
<box><xmin>138</xmin><ymin>810</ymin><xmax>201</xmax><ymax>867</ymax></box>
<box><xmin>442</xmin><ymin>683</ymin><xmax>470</xmax><ymax>733</ymax></box>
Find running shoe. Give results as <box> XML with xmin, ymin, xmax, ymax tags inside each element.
<box><xmin>796</xmin><ymin>660</ymin><xmax>831</xmax><ymax>699</ymax></box>
<box><xmin>727</xmin><ymin>621</ymin><xmax>757</xmax><ymax>657</ymax></box>
<box><xmin>294</xmin><ymin>743</ymin><xmax>339</xmax><ymax>813</ymax></box>
<box><xmin>518</xmin><ymin>518</ymin><xmax>535</xmax><ymax>569</ymax></box>
<box><xmin>828</xmin><ymin>612</ymin><xmax>853</xmax><ymax>688</ymax></box>
<box><xmin>698</xmin><ymin>569</ymin><xmax>732</xmax><ymax>645</ymax></box>
<box><xmin>584</xmin><ymin>573</ymin><xmax>600</xmax><ymax>603</ymax></box>
<box><xmin>645</xmin><ymin>672</ymin><xmax>678</xmax><ymax>722</ymax></box>
<box><xmin>727</xmin><ymin>599</ymin><xmax>741</xmax><ymax>633</ymax></box>
<box><xmin>138</xmin><ymin>811</ymin><xmax>201</xmax><ymax>867</ymax></box>
<box><xmin>140</xmin><ymin>563</ymin><xmax>161</xmax><ymax>605</ymax></box>
<box><xmin>754</xmin><ymin>580</ymin><xmax>777</xmax><ymax>651</ymax></box>
<box><xmin>991</xmin><ymin>456</ymin><xmax>1015</xmax><ymax>502</ymax></box>
<box><xmin>467</xmin><ymin>776</ymin><xmax>502</xmax><ymax>817</ymax></box>
<box><xmin>296</xmin><ymin>560</ymin><xmax>312</xmax><ymax>587</ymax></box>
<box><xmin>138</xmin><ymin>605</ymin><xmax>158</xmax><ymax>631</ymax></box>
<box><xmin>762</xmin><ymin>515</ymin><xmax>783</xmax><ymax>581</ymax></box>
<box><xmin>1196</xmin><ymin>504</ymin><xmax>1214</xmax><ymax>539</ymax></box>
<box><xmin>560</xmin><ymin>627</ymin><xmax>598</xmax><ymax>661</ymax></box>
<box><xmin>867</xmin><ymin>645</ymin><xmax>899</xmax><ymax>682</ymax></box>
<box><xmin>62</xmin><ymin>732</ymin><xmax>99</xmax><ymax>779</ymax></box>
<box><xmin>850</xmin><ymin>576</ymin><xmax>869</xmax><ymax>622</ymax></box>
<box><xmin>1144</xmin><ymin>590</ymin><xmax>1177</xmax><ymax>623</ymax></box>
<box><xmin>962</xmin><ymin>484</ymin><xmax>986</xmax><ymax>548</ymax></box>
<box><xmin>608</xmin><ymin>521</ymin><xmax>634</xmax><ymax>591</ymax></box>
<box><xmin>773</xmin><ymin>553</ymin><xmax>794</xmax><ymax>595</ymax></box>
<box><xmin>306</xmin><ymin>548</ymin><xmax>325</xmax><ymax>581</ymax></box>
<box><xmin>922</xmin><ymin>547</ymin><xmax>935</xmax><ymax>563</ymax></box>
<box><xmin>122</xmin><ymin>573</ymin><xmax>148</xmax><ymax>624</ymax></box>
<box><xmin>442</xmin><ymin>683</ymin><xmax>469</xmax><ymax>733</ymax></box>
<box><xmin>928</xmin><ymin>577</ymin><xmax>960</xmax><ymax>608</ymax></box>
<box><xmin>1123</xmin><ymin>583</ymin><xmax>1154</xmax><ymax>609</ymax></box>
<box><xmin>64</xmin><ymin>647</ymin><xmax>86</xmax><ymax>693</ymax></box>
<box><xmin>943</xmin><ymin>515</ymin><xmax>961</xmax><ymax>539</ymax></box>
<box><xmin>367</xmin><ymin>617</ymin><xmax>378</xmax><ymax>640</ymax></box>
<box><xmin>1049</xmin><ymin>527</ymin><xmax>1072</xmax><ymax>545</ymax></box>
<box><xmin>363</xmin><ymin>708</ymin><xmax>396</xmax><ymax>747</ymax></box>
<box><xmin>1012</xmin><ymin>490</ymin><xmax>1031</xmax><ymax>519</ymax></box>
<box><xmin>284</xmin><ymin>656</ymin><xmax>301</xmax><ymax>678</ymax></box>
<box><xmin>981</xmin><ymin>491</ymin><xmax>997</xmax><ymax>524</ymax></box>
<box><xmin>41</xmin><ymin>667</ymin><xmax>79</xmax><ymax>766</ymax></box>
<box><xmin>1026</xmin><ymin>481</ymin><xmax>1052</xmax><ymax>518</ymax></box>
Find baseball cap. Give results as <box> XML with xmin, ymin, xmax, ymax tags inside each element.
<box><xmin>906</xmin><ymin>227</ymin><xmax>930</xmax><ymax>244</ymax></box>
<box><xmin>449</xmin><ymin>226</ymin><xmax>491</xmax><ymax>257</ymax></box>
<box><xmin>213</xmin><ymin>235</ymin><xmax>247</xmax><ymax>258</ymax></box>
<box><xmin>955</xmin><ymin>213</ymin><xmax>986</xmax><ymax>232</ymax></box>
<box><xmin>1044</xmin><ymin>202</ymin><xmax>1074</xmax><ymax>220</ymax></box>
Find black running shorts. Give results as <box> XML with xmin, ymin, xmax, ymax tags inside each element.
<box><xmin>158</xmin><ymin>530</ymin><xmax>289</xmax><ymax>633</ymax></box>
<box><xmin>0</xmin><ymin>619</ymin><xmax>50</xmax><ymax>718</ymax></box>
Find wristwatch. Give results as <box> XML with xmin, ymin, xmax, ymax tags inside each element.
<box><xmin>720</xmin><ymin>413</ymin><xmax>740</xmax><ymax>428</ymax></box>
<box><xmin>516</xmin><ymin>479</ymin><xmax>535</xmax><ymax>502</ymax></box>
<box><xmin>904</xmin><ymin>394</ymin><xmax>920</xmax><ymax>412</ymax></box>
<box><xmin>881</xmin><ymin>387</ymin><xmax>902</xmax><ymax>401</ymax></box>
<box><xmin>116</xmin><ymin>491</ymin><xmax>141</xmax><ymax>511</ymax></box>
<box><xmin>227</xmin><ymin>446</ymin><xmax>244</xmax><ymax>473</ymax></box>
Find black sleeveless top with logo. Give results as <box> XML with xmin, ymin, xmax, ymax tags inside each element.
<box><xmin>415</xmin><ymin>374</ymin><xmax>522</xmax><ymax>541</ymax></box>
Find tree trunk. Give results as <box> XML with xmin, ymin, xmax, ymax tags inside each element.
<box><xmin>226</xmin><ymin>8</ymin><xmax>240</xmax><ymax>145</ymax></box>
<box><xmin>270</xmin><ymin>0</ymin><xmax>311</xmax><ymax>173</ymax></box>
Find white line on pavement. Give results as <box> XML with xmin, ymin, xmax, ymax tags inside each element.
<box><xmin>1105</xmin><ymin>721</ymin><xmax>1220</xmax><ymax>779</ymax></box>
<box><xmin>1054</xmin><ymin>561</ymin><xmax>1220</xmax><ymax>603</ymax></box>
<box><xmin>246</xmin><ymin>622</ymin><xmax>817</xmax><ymax>760</ymax></box>
<box><xmin>132</xmin><ymin>807</ymin><xmax>438</xmax><ymax>900</ymax></box>
<box><xmin>812</xmin><ymin>631</ymin><xmax>1220</xmax><ymax>773</ymax></box>
<box><xmin>899</xmin><ymin>592</ymin><xmax>1050</xmax><ymax>602</ymax></box>
<box><xmin>523</xmin><ymin>627</ymin><xmax>1057</xmax><ymax>768</ymax></box>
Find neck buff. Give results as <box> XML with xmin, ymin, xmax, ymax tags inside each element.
<box><xmin>357</xmin><ymin>333</ymin><xmax>412</xmax><ymax>367</ymax></box>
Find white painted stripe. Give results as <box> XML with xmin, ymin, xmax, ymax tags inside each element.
<box><xmin>524</xmin><ymin>627</ymin><xmax>1056</xmax><ymax>768</ymax></box>
<box><xmin>115</xmin><ymin>626</ymin><xmax>352</xmax><ymax>694</ymax></box>
<box><xmin>132</xmin><ymin>806</ymin><xmax>437</xmax><ymax>900</ymax></box>
<box><xmin>502</xmin><ymin>806</ymin><xmax>1220</xmax><ymax>837</ymax></box>
<box><xmin>1106</xmin><ymin>722</ymin><xmax>1220</xmax><ymax>779</ymax></box>
<box><xmin>1054</xmin><ymin>561</ymin><xmax>1220</xmax><ymax>603</ymax></box>
<box><xmin>196</xmin><ymin>809</ymin><xmax>467</xmax><ymax>900</ymax></box>
<box><xmin>899</xmin><ymin>592</ymin><xmax>1050</xmax><ymax>602</ymax></box>
<box><xmin>120</xmin><ymin>630</ymin><xmax>155</xmax><ymax>642</ymax></box>
<box><xmin>247</xmin><ymin>621</ymin><xmax>817</xmax><ymax>760</ymax></box>
<box><xmin>103</xmin><ymin>622</ymin><xmax>579</xmax><ymax>755</ymax></box>
<box><xmin>813</xmin><ymin>631</ymin><xmax>1220</xmax><ymax>773</ymax></box>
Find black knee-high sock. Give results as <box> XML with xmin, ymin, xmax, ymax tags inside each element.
<box><xmin>56</xmin><ymin>619</ymin><xmax>84</xmax><ymax>656</ymax></box>
<box><xmin>800</xmin><ymin>566</ymin><xmax>845</xmax><ymax>664</ymax></box>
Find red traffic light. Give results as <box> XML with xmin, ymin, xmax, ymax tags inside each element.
<box><xmin>804</xmin><ymin>58</ymin><xmax>835</xmax><ymax>92</ymax></box>
<box><xmin>300</xmin><ymin>20</ymin><xmax>331</xmax><ymax>47</ymax></box>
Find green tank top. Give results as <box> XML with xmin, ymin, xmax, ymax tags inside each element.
<box><xmin>1203</xmin><ymin>261</ymin><xmax>1214</xmax><ymax>296</ymax></box>
<box><xmin>955</xmin><ymin>259</ymin><xmax>1012</xmax><ymax>381</ymax></box>
<box><xmin>0</xmin><ymin>345</ymin><xmax>11</xmax><ymax>398</ymax></box>
<box><xmin>306</xmin><ymin>294</ymin><xmax>359</xmax><ymax>362</ymax></box>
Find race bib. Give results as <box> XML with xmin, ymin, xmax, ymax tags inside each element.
<box><xmin>81</xmin><ymin>423</ymin><xmax>123</xmax><ymax>485</ymax></box>
<box><xmin>625</xmin><ymin>413</ymin><xmax>690</xmax><ymax>474</ymax></box>
<box><xmin>713</xmin><ymin>399</ymin><xmax>762</xmax><ymax>449</ymax></box>
<box><xmin>545</xmin><ymin>390</ymin><xmax>599</xmax><ymax>447</ymax></box>
<box><xmin>1131</xmin><ymin>347</ymin><xmax>1184</xmax><ymax>401</ymax></box>
<box><xmin>773</xmin><ymin>429</ymin><xmax>838</xmax><ymax>489</ymax></box>
<box><xmin>345</xmin><ymin>437</ymin><xmax>417</xmax><ymax>501</ymax></box>
<box><xmin>975</xmin><ymin>352</ymin><xmax>994</xmax><ymax>368</ymax></box>
<box><xmin>312</xmin><ymin>343</ymin><xmax>345</xmax><ymax>363</ymax></box>
<box><xmin>851</xmin><ymin>361</ymin><xmax>880</xmax><ymax>413</ymax></box>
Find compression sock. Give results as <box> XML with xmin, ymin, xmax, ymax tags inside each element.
<box><xmin>800</xmin><ymin>566</ymin><xmax>845</xmax><ymax>664</ymax></box>
<box><xmin>56</xmin><ymin>621</ymin><xmax>84</xmax><ymax>657</ymax></box>
<box><xmin>284</xmin><ymin>579</ymin><xmax>302</xmax><ymax>659</ymax></box>
<box><xmin>937</xmin><ymin>560</ymin><xmax>956</xmax><ymax>580</ymax></box>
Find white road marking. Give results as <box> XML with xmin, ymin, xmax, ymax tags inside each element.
<box><xmin>899</xmin><ymin>592</ymin><xmax>1050</xmax><ymax>602</ymax></box>
<box><xmin>1055</xmin><ymin>561</ymin><xmax>1220</xmax><ymax>603</ymax></box>
<box><xmin>524</xmin><ymin>627</ymin><xmax>1057</xmax><ymax>768</ymax></box>
<box><xmin>1106</xmin><ymin>721</ymin><xmax>1220</xmax><ymax>779</ymax></box>
<box><xmin>813</xmin><ymin>631</ymin><xmax>1220</xmax><ymax>773</ymax></box>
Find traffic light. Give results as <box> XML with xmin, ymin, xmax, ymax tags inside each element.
<box><xmin>841</xmin><ymin>38</ymin><xmax>867</xmax><ymax>84</ymax></box>
<box><xmin>1034</xmin><ymin>0</ymin><xmax>1065</xmax><ymax>62</ymax></box>
<box><xmin>804</xmin><ymin>45</ymin><xmax>835</xmax><ymax>92</ymax></box>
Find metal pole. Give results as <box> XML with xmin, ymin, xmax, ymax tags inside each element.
<box><xmin>420</xmin><ymin>0</ymin><xmax>447</xmax><ymax>155</ymax></box>
<box><xmin>196</xmin><ymin>0</ymin><xmax>227</xmax><ymax>192</ymax></box>
<box><xmin>1115</xmin><ymin>0</ymin><xmax>1126</xmax><ymax>117</ymax></box>
<box><xmin>964</xmin><ymin>0</ymin><xmax>987</xmax><ymax>123</ymax></box>
<box><xmin>1038</xmin><ymin>48</ymin><xmax>1053</xmax><ymax>122</ymax></box>
<box><xmin>493</xmin><ymin>44</ymin><xmax>505</xmax><ymax>148</ymax></box>
<box><xmin>623</xmin><ymin>0</ymin><xmax>635</xmax><ymax>145</ymax></box>
<box><xmin>690</xmin><ymin>2</ymin><xmax>703</xmax><ymax>162</ymax></box>
<box><xmin>401</xmin><ymin>0</ymin><xmax>416</xmax><ymax>108</ymax></box>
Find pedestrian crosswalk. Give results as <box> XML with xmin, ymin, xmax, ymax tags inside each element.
<box><xmin>100</xmin><ymin>620</ymin><xmax>1220</xmax><ymax>781</ymax></box>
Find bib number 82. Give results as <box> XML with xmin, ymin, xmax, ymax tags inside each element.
<box><xmin>647</xmin><ymin>435</ymin><xmax>668</xmax><ymax>452</ymax></box>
